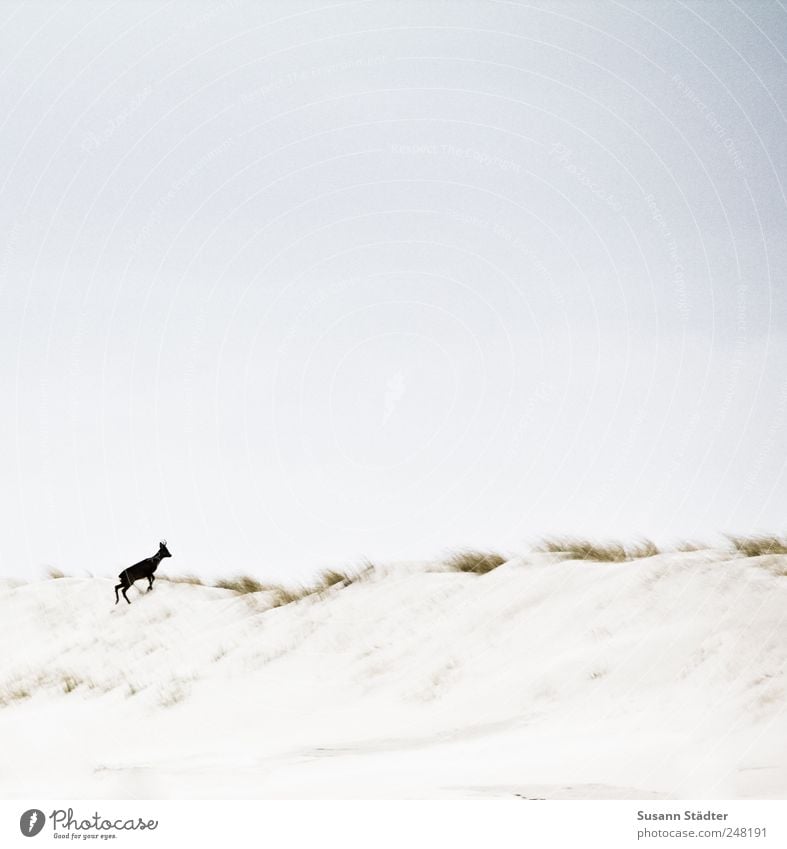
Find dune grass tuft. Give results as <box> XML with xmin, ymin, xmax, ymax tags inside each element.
<box><xmin>0</xmin><ymin>681</ymin><xmax>32</xmax><ymax>707</ymax></box>
<box><xmin>675</xmin><ymin>540</ymin><xmax>710</xmax><ymax>552</ymax></box>
<box><xmin>315</xmin><ymin>569</ymin><xmax>350</xmax><ymax>590</ymax></box>
<box><xmin>214</xmin><ymin>575</ymin><xmax>270</xmax><ymax>594</ymax></box>
<box><xmin>213</xmin><ymin>559</ymin><xmax>373</xmax><ymax>608</ymax></box>
<box><xmin>214</xmin><ymin>576</ymin><xmax>317</xmax><ymax>607</ymax></box>
<box><xmin>315</xmin><ymin>564</ymin><xmax>371</xmax><ymax>589</ymax></box>
<box><xmin>62</xmin><ymin>674</ymin><xmax>81</xmax><ymax>694</ymax></box>
<box><xmin>727</xmin><ymin>534</ymin><xmax>787</xmax><ymax>557</ymax></box>
<box><xmin>537</xmin><ymin>537</ymin><xmax>659</xmax><ymax>562</ymax></box>
<box><xmin>269</xmin><ymin>568</ymin><xmax>365</xmax><ymax>607</ymax></box>
<box><xmin>628</xmin><ymin>539</ymin><xmax>660</xmax><ymax>559</ymax></box>
<box><xmin>270</xmin><ymin>586</ymin><xmax>309</xmax><ymax>607</ymax></box>
<box><xmin>46</xmin><ymin>568</ymin><xmax>67</xmax><ymax>579</ymax></box>
<box><xmin>446</xmin><ymin>549</ymin><xmax>507</xmax><ymax>574</ymax></box>
<box><xmin>537</xmin><ymin>538</ymin><xmax>626</xmax><ymax>561</ymax></box>
<box><xmin>161</xmin><ymin>574</ymin><xmax>205</xmax><ymax>585</ymax></box>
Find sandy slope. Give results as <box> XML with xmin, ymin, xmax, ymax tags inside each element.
<box><xmin>1</xmin><ymin>551</ymin><xmax>786</xmax><ymax>799</ymax></box>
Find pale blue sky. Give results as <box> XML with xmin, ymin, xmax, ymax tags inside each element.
<box><xmin>0</xmin><ymin>0</ymin><xmax>785</xmax><ymax>580</ymax></box>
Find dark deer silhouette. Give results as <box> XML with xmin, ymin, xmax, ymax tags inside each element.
<box><xmin>114</xmin><ymin>541</ymin><xmax>172</xmax><ymax>604</ymax></box>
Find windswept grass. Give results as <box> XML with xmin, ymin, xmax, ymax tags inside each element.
<box><xmin>158</xmin><ymin>678</ymin><xmax>189</xmax><ymax>708</ymax></box>
<box><xmin>727</xmin><ymin>534</ymin><xmax>787</xmax><ymax>557</ymax></box>
<box><xmin>160</xmin><ymin>574</ymin><xmax>205</xmax><ymax>585</ymax></box>
<box><xmin>270</xmin><ymin>586</ymin><xmax>309</xmax><ymax>607</ymax></box>
<box><xmin>313</xmin><ymin>564</ymin><xmax>370</xmax><ymax>591</ymax></box>
<box><xmin>629</xmin><ymin>539</ymin><xmax>660</xmax><ymax>559</ymax></box>
<box><xmin>214</xmin><ymin>575</ymin><xmax>270</xmax><ymax>594</ymax></box>
<box><xmin>537</xmin><ymin>537</ymin><xmax>660</xmax><ymax>562</ymax></box>
<box><xmin>1</xmin><ymin>671</ymin><xmax>103</xmax><ymax>708</ymax></box>
<box><xmin>0</xmin><ymin>685</ymin><xmax>31</xmax><ymax>707</ymax></box>
<box><xmin>675</xmin><ymin>541</ymin><xmax>710</xmax><ymax>552</ymax></box>
<box><xmin>46</xmin><ymin>568</ymin><xmax>67</xmax><ymax>579</ymax></box>
<box><xmin>214</xmin><ymin>564</ymin><xmax>368</xmax><ymax>608</ymax></box>
<box><xmin>537</xmin><ymin>538</ymin><xmax>625</xmax><ymax>561</ymax></box>
<box><xmin>271</xmin><ymin>566</ymin><xmax>365</xmax><ymax>607</ymax></box>
<box><xmin>62</xmin><ymin>674</ymin><xmax>81</xmax><ymax>694</ymax></box>
<box><xmin>316</xmin><ymin>569</ymin><xmax>351</xmax><ymax>590</ymax></box>
<box><xmin>446</xmin><ymin>549</ymin><xmax>507</xmax><ymax>574</ymax></box>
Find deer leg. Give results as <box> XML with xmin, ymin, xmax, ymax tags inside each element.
<box><xmin>114</xmin><ymin>583</ymin><xmax>123</xmax><ymax>604</ymax></box>
<box><xmin>147</xmin><ymin>575</ymin><xmax>154</xmax><ymax>592</ymax></box>
<box><xmin>121</xmin><ymin>584</ymin><xmax>131</xmax><ymax>604</ymax></box>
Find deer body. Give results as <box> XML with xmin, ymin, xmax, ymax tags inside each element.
<box><xmin>114</xmin><ymin>541</ymin><xmax>172</xmax><ymax>604</ymax></box>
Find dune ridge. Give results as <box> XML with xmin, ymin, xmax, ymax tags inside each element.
<box><xmin>1</xmin><ymin>550</ymin><xmax>786</xmax><ymax>799</ymax></box>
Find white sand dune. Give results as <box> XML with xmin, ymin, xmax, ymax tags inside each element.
<box><xmin>1</xmin><ymin>551</ymin><xmax>786</xmax><ymax>799</ymax></box>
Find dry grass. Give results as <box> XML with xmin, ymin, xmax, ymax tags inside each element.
<box><xmin>537</xmin><ymin>537</ymin><xmax>660</xmax><ymax>562</ymax></box>
<box><xmin>270</xmin><ymin>586</ymin><xmax>309</xmax><ymax>607</ymax></box>
<box><xmin>727</xmin><ymin>534</ymin><xmax>787</xmax><ymax>557</ymax></box>
<box><xmin>628</xmin><ymin>539</ymin><xmax>660</xmax><ymax>559</ymax></box>
<box><xmin>313</xmin><ymin>565</ymin><xmax>369</xmax><ymax>590</ymax></box>
<box><xmin>214</xmin><ymin>561</ymin><xmax>371</xmax><ymax>608</ymax></box>
<box><xmin>0</xmin><ymin>685</ymin><xmax>31</xmax><ymax>707</ymax></box>
<box><xmin>314</xmin><ymin>569</ymin><xmax>350</xmax><ymax>590</ymax></box>
<box><xmin>446</xmin><ymin>549</ymin><xmax>507</xmax><ymax>574</ymax></box>
<box><xmin>62</xmin><ymin>674</ymin><xmax>81</xmax><ymax>694</ymax></box>
<box><xmin>160</xmin><ymin>574</ymin><xmax>205</xmax><ymax>585</ymax></box>
<box><xmin>46</xmin><ymin>568</ymin><xmax>67</xmax><ymax>579</ymax></box>
<box><xmin>215</xmin><ymin>575</ymin><xmax>332</xmax><ymax>607</ymax></box>
<box><xmin>214</xmin><ymin>575</ymin><xmax>270</xmax><ymax>594</ymax></box>
<box><xmin>158</xmin><ymin>679</ymin><xmax>188</xmax><ymax>708</ymax></box>
<box><xmin>675</xmin><ymin>540</ymin><xmax>710</xmax><ymax>552</ymax></box>
<box><xmin>1</xmin><ymin>671</ymin><xmax>103</xmax><ymax>708</ymax></box>
<box><xmin>537</xmin><ymin>538</ymin><xmax>626</xmax><ymax>561</ymax></box>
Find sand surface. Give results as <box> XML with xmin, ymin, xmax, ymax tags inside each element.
<box><xmin>1</xmin><ymin>551</ymin><xmax>786</xmax><ymax>799</ymax></box>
